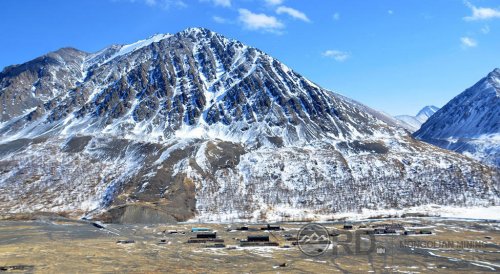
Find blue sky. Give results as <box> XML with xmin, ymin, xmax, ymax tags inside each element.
<box><xmin>1</xmin><ymin>0</ymin><xmax>499</xmax><ymax>115</ymax></box>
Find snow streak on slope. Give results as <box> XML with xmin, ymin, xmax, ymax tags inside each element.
<box><xmin>92</xmin><ymin>34</ymin><xmax>174</xmax><ymax>67</ymax></box>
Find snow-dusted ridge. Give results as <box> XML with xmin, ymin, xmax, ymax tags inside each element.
<box><xmin>395</xmin><ymin>105</ymin><xmax>439</xmax><ymax>132</ymax></box>
<box><xmin>415</xmin><ymin>69</ymin><xmax>500</xmax><ymax>167</ymax></box>
<box><xmin>87</xmin><ymin>33</ymin><xmax>174</xmax><ymax>67</ymax></box>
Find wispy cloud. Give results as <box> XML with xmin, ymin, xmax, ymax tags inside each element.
<box><xmin>322</xmin><ymin>50</ymin><xmax>350</xmax><ymax>62</ymax></box>
<box><xmin>276</xmin><ymin>6</ymin><xmax>310</xmax><ymax>22</ymax></box>
<box><xmin>199</xmin><ymin>0</ymin><xmax>230</xmax><ymax>7</ymax></box>
<box><xmin>213</xmin><ymin>0</ymin><xmax>231</xmax><ymax>7</ymax></box>
<box><xmin>238</xmin><ymin>9</ymin><xmax>285</xmax><ymax>33</ymax></box>
<box><xmin>460</xmin><ymin>36</ymin><xmax>477</xmax><ymax>48</ymax></box>
<box><xmin>264</xmin><ymin>0</ymin><xmax>284</xmax><ymax>5</ymax></box>
<box><xmin>388</xmin><ymin>10</ymin><xmax>394</xmax><ymax>15</ymax></box>
<box><xmin>464</xmin><ymin>1</ymin><xmax>500</xmax><ymax>21</ymax></box>
<box><xmin>481</xmin><ymin>25</ymin><xmax>490</xmax><ymax>34</ymax></box>
<box><xmin>121</xmin><ymin>0</ymin><xmax>187</xmax><ymax>9</ymax></box>
<box><xmin>332</xmin><ymin>12</ymin><xmax>340</xmax><ymax>21</ymax></box>
<box><xmin>213</xmin><ymin>16</ymin><xmax>228</xmax><ymax>24</ymax></box>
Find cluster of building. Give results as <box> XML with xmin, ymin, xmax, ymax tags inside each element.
<box><xmin>145</xmin><ymin>223</ymin><xmax>434</xmax><ymax>249</ymax></box>
<box><xmin>185</xmin><ymin>225</ymin><xmax>283</xmax><ymax>248</ymax></box>
<box><xmin>110</xmin><ymin>220</ymin><xmax>437</xmax><ymax>253</ymax></box>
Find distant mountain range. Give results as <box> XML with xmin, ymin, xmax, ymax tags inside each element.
<box><xmin>0</xmin><ymin>28</ymin><xmax>497</xmax><ymax>223</ymax></box>
<box><xmin>395</xmin><ymin>106</ymin><xmax>440</xmax><ymax>132</ymax></box>
<box><xmin>415</xmin><ymin>68</ymin><xmax>500</xmax><ymax>167</ymax></box>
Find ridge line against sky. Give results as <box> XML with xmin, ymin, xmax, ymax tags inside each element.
<box><xmin>0</xmin><ymin>0</ymin><xmax>499</xmax><ymax>116</ymax></box>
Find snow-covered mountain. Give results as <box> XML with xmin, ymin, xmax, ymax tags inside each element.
<box><xmin>415</xmin><ymin>69</ymin><xmax>500</xmax><ymax>167</ymax></box>
<box><xmin>395</xmin><ymin>105</ymin><xmax>439</xmax><ymax>132</ymax></box>
<box><xmin>0</xmin><ymin>28</ymin><xmax>498</xmax><ymax>223</ymax></box>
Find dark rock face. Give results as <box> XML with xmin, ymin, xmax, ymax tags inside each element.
<box><xmin>0</xmin><ymin>28</ymin><xmax>498</xmax><ymax>222</ymax></box>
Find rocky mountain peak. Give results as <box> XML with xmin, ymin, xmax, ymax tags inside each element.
<box><xmin>487</xmin><ymin>68</ymin><xmax>500</xmax><ymax>93</ymax></box>
<box><xmin>178</xmin><ymin>27</ymin><xmax>214</xmax><ymax>37</ymax></box>
<box><xmin>416</xmin><ymin>105</ymin><xmax>439</xmax><ymax>119</ymax></box>
<box><xmin>1</xmin><ymin>28</ymin><xmax>400</xmax><ymax>147</ymax></box>
<box><xmin>490</xmin><ymin>68</ymin><xmax>500</xmax><ymax>77</ymax></box>
<box><xmin>394</xmin><ymin>105</ymin><xmax>439</xmax><ymax>132</ymax></box>
<box><xmin>0</xmin><ymin>28</ymin><xmax>497</xmax><ymax>221</ymax></box>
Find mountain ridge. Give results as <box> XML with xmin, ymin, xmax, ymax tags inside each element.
<box><xmin>0</xmin><ymin>28</ymin><xmax>498</xmax><ymax>223</ymax></box>
<box><xmin>415</xmin><ymin>68</ymin><xmax>500</xmax><ymax>167</ymax></box>
<box><xmin>395</xmin><ymin>105</ymin><xmax>439</xmax><ymax>132</ymax></box>
<box><xmin>1</xmin><ymin>27</ymin><xmax>405</xmax><ymax>147</ymax></box>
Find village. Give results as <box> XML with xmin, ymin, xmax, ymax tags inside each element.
<box><xmin>142</xmin><ymin>222</ymin><xmax>435</xmax><ymax>251</ymax></box>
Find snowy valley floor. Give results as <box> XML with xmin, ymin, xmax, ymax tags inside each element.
<box><xmin>188</xmin><ymin>205</ymin><xmax>500</xmax><ymax>223</ymax></box>
<box><xmin>0</xmin><ymin>216</ymin><xmax>499</xmax><ymax>273</ymax></box>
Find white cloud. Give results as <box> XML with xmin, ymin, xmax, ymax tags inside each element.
<box><xmin>388</xmin><ymin>10</ymin><xmax>394</xmax><ymax>15</ymax></box>
<box><xmin>332</xmin><ymin>12</ymin><xmax>340</xmax><ymax>21</ymax></box>
<box><xmin>213</xmin><ymin>16</ymin><xmax>227</xmax><ymax>24</ymax></box>
<box><xmin>460</xmin><ymin>36</ymin><xmax>477</xmax><ymax>48</ymax></box>
<box><xmin>238</xmin><ymin>9</ymin><xmax>285</xmax><ymax>33</ymax></box>
<box><xmin>276</xmin><ymin>6</ymin><xmax>310</xmax><ymax>22</ymax></box>
<box><xmin>481</xmin><ymin>25</ymin><xmax>490</xmax><ymax>34</ymax></box>
<box><xmin>464</xmin><ymin>1</ymin><xmax>500</xmax><ymax>21</ymax></box>
<box><xmin>322</xmin><ymin>50</ymin><xmax>350</xmax><ymax>62</ymax></box>
<box><xmin>265</xmin><ymin>0</ymin><xmax>284</xmax><ymax>5</ymax></box>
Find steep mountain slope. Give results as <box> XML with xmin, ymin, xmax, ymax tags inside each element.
<box><xmin>415</xmin><ymin>69</ymin><xmax>500</xmax><ymax>167</ymax></box>
<box><xmin>1</xmin><ymin>28</ymin><xmax>401</xmax><ymax>146</ymax></box>
<box><xmin>0</xmin><ymin>28</ymin><xmax>498</xmax><ymax>222</ymax></box>
<box><xmin>0</xmin><ymin>48</ymin><xmax>87</xmax><ymax>121</ymax></box>
<box><xmin>396</xmin><ymin>106</ymin><xmax>439</xmax><ymax>132</ymax></box>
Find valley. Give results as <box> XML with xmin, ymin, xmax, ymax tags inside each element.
<box><xmin>0</xmin><ymin>216</ymin><xmax>498</xmax><ymax>273</ymax></box>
